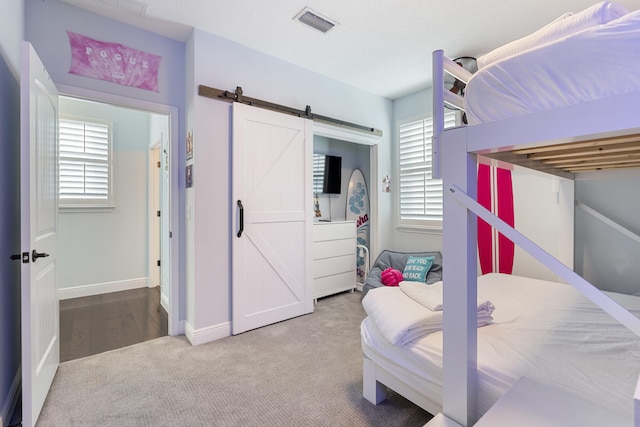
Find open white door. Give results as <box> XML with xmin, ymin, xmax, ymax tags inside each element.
<box><xmin>232</xmin><ymin>103</ymin><xmax>313</xmax><ymax>334</ymax></box>
<box><xmin>20</xmin><ymin>41</ymin><xmax>59</xmax><ymax>427</ymax></box>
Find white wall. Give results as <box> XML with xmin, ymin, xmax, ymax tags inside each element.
<box><xmin>185</xmin><ymin>28</ymin><xmax>392</xmax><ymax>338</ymax></box>
<box><xmin>393</xmin><ymin>87</ymin><xmax>571</xmax><ymax>280</ymax></box>
<box><xmin>510</xmin><ymin>166</ymin><xmax>574</xmax><ymax>282</ymax></box>
<box><xmin>575</xmin><ymin>170</ymin><xmax>640</xmax><ymax>294</ymax></box>
<box><xmin>0</xmin><ymin>0</ymin><xmax>24</xmax><ymax>423</ymax></box>
<box><xmin>58</xmin><ymin>97</ymin><xmax>152</xmax><ymax>297</ymax></box>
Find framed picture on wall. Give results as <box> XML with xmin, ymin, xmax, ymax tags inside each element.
<box><xmin>186</xmin><ymin>164</ymin><xmax>193</xmax><ymax>188</ymax></box>
<box><xmin>186</xmin><ymin>129</ymin><xmax>193</xmax><ymax>160</ymax></box>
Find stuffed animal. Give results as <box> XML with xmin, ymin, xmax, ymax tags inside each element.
<box><xmin>381</xmin><ymin>267</ymin><xmax>403</xmax><ymax>287</ymax></box>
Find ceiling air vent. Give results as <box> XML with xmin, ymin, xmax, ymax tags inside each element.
<box><xmin>96</xmin><ymin>0</ymin><xmax>148</xmax><ymax>16</ymax></box>
<box><xmin>294</xmin><ymin>7</ymin><xmax>338</xmax><ymax>34</ymax></box>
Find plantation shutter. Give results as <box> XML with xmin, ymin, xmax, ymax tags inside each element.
<box><xmin>312</xmin><ymin>153</ymin><xmax>325</xmax><ymax>194</ymax></box>
<box><xmin>399</xmin><ymin>112</ymin><xmax>456</xmax><ymax>225</ymax></box>
<box><xmin>59</xmin><ymin>118</ymin><xmax>112</xmax><ymax>206</ymax></box>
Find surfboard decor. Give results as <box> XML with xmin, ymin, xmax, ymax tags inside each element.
<box><xmin>477</xmin><ymin>164</ymin><xmax>515</xmax><ymax>275</ymax></box>
<box><xmin>346</xmin><ymin>169</ymin><xmax>370</xmax><ymax>283</ymax></box>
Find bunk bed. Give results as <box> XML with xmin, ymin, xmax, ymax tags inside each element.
<box><xmin>361</xmin><ymin>2</ymin><xmax>640</xmax><ymax>425</ymax></box>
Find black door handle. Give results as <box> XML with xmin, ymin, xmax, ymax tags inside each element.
<box><xmin>32</xmin><ymin>250</ymin><xmax>50</xmax><ymax>262</ymax></box>
<box><xmin>237</xmin><ymin>200</ymin><xmax>244</xmax><ymax>238</ymax></box>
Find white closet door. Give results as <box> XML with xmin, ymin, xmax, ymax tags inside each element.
<box><xmin>232</xmin><ymin>103</ymin><xmax>313</xmax><ymax>334</ymax></box>
<box><xmin>20</xmin><ymin>41</ymin><xmax>60</xmax><ymax>427</ymax></box>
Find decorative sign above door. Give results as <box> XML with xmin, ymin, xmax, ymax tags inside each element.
<box><xmin>67</xmin><ymin>31</ymin><xmax>161</xmax><ymax>92</ymax></box>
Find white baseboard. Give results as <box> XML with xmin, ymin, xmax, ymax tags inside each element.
<box><xmin>0</xmin><ymin>367</ymin><xmax>21</xmax><ymax>427</ymax></box>
<box><xmin>184</xmin><ymin>321</ymin><xmax>231</xmax><ymax>346</ymax></box>
<box><xmin>59</xmin><ymin>277</ymin><xmax>148</xmax><ymax>300</ymax></box>
<box><xmin>160</xmin><ymin>292</ymin><xmax>169</xmax><ymax>313</ymax></box>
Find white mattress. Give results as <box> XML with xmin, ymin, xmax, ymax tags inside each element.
<box><xmin>361</xmin><ymin>273</ymin><xmax>640</xmax><ymax>420</ymax></box>
<box><xmin>464</xmin><ymin>9</ymin><xmax>640</xmax><ymax>124</ymax></box>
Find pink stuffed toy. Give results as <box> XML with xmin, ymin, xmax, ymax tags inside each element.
<box><xmin>381</xmin><ymin>267</ymin><xmax>403</xmax><ymax>287</ymax></box>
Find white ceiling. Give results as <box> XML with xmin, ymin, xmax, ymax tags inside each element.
<box><xmin>60</xmin><ymin>0</ymin><xmax>640</xmax><ymax>100</ymax></box>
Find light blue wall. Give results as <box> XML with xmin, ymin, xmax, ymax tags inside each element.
<box><xmin>187</xmin><ymin>28</ymin><xmax>393</xmax><ymax>330</ymax></box>
<box><xmin>391</xmin><ymin>87</ymin><xmax>444</xmax><ymax>253</ymax></box>
<box><xmin>313</xmin><ymin>136</ymin><xmax>371</xmax><ymax>221</ymax></box>
<box><xmin>0</xmin><ymin>0</ymin><xmax>23</xmax><ymax>422</ymax></box>
<box><xmin>25</xmin><ymin>0</ymin><xmax>184</xmax><ymax>109</ymax></box>
<box><xmin>26</xmin><ymin>0</ymin><xmax>187</xmax><ymax>317</ymax></box>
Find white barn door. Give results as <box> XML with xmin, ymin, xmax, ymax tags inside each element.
<box><xmin>20</xmin><ymin>42</ymin><xmax>60</xmax><ymax>427</ymax></box>
<box><xmin>232</xmin><ymin>103</ymin><xmax>313</xmax><ymax>334</ymax></box>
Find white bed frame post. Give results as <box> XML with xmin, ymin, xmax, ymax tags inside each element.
<box><xmin>442</xmin><ymin>126</ymin><xmax>478</xmax><ymax>426</ymax></box>
<box><xmin>433</xmin><ymin>48</ymin><xmax>479</xmax><ymax>427</ymax></box>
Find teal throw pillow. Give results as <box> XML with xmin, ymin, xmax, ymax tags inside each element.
<box><xmin>402</xmin><ymin>256</ymin><xmax>435</xmax><ymax>282</ymax></box>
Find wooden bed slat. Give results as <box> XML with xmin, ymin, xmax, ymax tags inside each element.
<box><xmin>503</xmin><ymin>134</ymin><xmax>640</xmax><ymax>173</ymax></box>
<box><xmin>513</xmin><ymin>133</ymin><xmax>640</xmax><ymax>155</ymax></box>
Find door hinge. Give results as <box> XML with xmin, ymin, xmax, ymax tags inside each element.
<box><xmin>157</xmin><ymin>260</ymin><xmax>161</xmax><ymax>267</ymax></box>
<box><xmin>157</xmin><ymin>161</ymin><xmax>161</xmax><ymax>168</ymax></box>
<box><xmin>157</xmin><ymin>210</ymin><xmax>161</xmax><ymax>217</ymax></box>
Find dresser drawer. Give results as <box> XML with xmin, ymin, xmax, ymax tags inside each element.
<box><xmin>313</xmin><ymin>238</ymin><xmax>355</xmax><ymax>260</ymax></box>
<box><xmin>313</xmin><ymin>254</ymin><xmax>356</xmax><ymax>279</ymax></box>
<box><xmin>313</xmin><ymin>221</ymin><xmax>355</xmax><ymax>242</ymax></box>
<box><xmin>313</xmin><ymin>272</ymin><xmax>355</xmax><ymax>299</ymax></box>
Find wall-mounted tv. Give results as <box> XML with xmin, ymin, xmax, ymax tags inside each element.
<box><xmin>322</xmin><ymin>155</ymin><xmax>342</xmax><ymax>194</ymax></box>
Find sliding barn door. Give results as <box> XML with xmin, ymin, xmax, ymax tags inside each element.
<box><xmin>232</xmin><ymin>103</ymin><xmax>313</xmax><ymax>334</ymax></box>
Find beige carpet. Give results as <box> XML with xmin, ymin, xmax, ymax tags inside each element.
<box><xmin>37</xmin><ymin>291</ymin><xmax>433</xmax><ymax>426</ymax></box>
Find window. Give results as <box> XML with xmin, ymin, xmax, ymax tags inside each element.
<box><xmin>312</xmin><ymin>153</ymin><xmax>325</xmax><ymax>195</ymax></box>
<box><xmin>59</xmin><ymin>117</ymin><xmax>113</xmax><ymax>208</ymax></box>
<box><xmin>398</xmin><ymin>112</ymin><xmax>456</xmax><ymax>228</ymax></box>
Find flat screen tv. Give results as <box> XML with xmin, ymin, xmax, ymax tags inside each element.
<box><xmin>322</xmin><ymin>155</ymin><xmax>342</xmax><ymax>194</ymax></box>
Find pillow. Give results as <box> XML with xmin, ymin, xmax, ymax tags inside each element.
<box><xmin>381</xmin><ymin>268</ymin><xmax>403</xmax><ymax>287</ymax></box>
<box><xmin>402</xmin><ymin>256</ymin><xmax>435</xmax><ymax>282</ymax></box>
<box><xmin>477</xmin><ymin>1</ymin><xmax>628</xmax><ymax>69</ymax></box>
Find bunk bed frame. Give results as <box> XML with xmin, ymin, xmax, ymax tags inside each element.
<box><xmin>432</xmin><ymin>49</ymin><xmax>640</xmax><ymax>426</ymax></box>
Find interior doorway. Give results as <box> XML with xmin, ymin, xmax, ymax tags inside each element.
<box><xmin>312</xmin><ymin>122</ymin><xmax>380</xmax><ymax>263</ymax></box>
<box><xmin>56</xmin><ymin>88</ymin><xmax>180</xmax><ymax>359</ymax></box>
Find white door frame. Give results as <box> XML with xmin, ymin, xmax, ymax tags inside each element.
<box><xmin>312</xmin><ymin>122</ymin><xmax>380</xmax><ymax>260</ymax></box>
<box><xmin>56</xmin><ymin>84</ymin><xmax>182</xmax><ymax>336</ymax></box>
<box><xmin>148</xmin><ymin>144</ymin><xmax>161</xmax><ymax>288</ymax></box>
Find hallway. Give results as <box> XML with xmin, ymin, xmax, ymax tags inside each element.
<box><xmin>60</xmin><ymin>287</ymin><xmax>168</xmax><ymax>362</ymax></box>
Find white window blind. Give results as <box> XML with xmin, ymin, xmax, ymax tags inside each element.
<box><xmin>59</xmin><ymin>117</ymin><xmax>113</xmax><ymax>207</ymax></box>
<box><xmin>312</xmin><ymin>153</ymin><xmax>325</xmax><ymax>194</ymax></box>
<box><xmin>398</xmin><ymin>112</ymin><xmax>456</xmax><ymax>227</ymax></box>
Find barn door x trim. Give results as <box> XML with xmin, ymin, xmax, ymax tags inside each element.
<box><xmin>198</xmin><ymin>85</ymin><xmax>383</xmax><ymax>137</ymax></box>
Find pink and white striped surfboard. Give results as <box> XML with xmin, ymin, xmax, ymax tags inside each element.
<box><xmin>477</xmin><ymin>164</ymin><xmax>514</xmax><ymax>275</ymax></box>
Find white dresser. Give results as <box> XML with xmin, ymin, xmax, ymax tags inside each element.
<box><xmin>312</xmin><ymin>220</ymin><xmax>357</xmax><ymax>302</ymax></box>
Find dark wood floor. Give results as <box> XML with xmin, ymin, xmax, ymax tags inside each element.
<box><xmin>60</xmin><ymin>286</ymin><xmax>168</xmax><ymax>362</ymax></box>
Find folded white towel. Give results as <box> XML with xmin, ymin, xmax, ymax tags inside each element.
<box><xmin>399</xmin><ymin>280</ymin><xmax>444</xmax><ymax>310</ymax></box>
<box><xmin>362</xmin><ymin>286</ymin><xmax>494</xmax><ymax>346</ymax></box>
<box><xmin>399</xmin><ymin>280</ymin><xmax>496</xmax><ymax>316</ymax></box>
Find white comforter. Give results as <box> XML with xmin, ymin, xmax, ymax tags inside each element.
<box><xmin>361</xmin><ymin>273</ymin><xmax>640</xmax><ymax>420</ymax></box>
<box><xmin>465</xmin><ymin>8</ymin><xmax>640</xmax><ymax>124</ymax></box>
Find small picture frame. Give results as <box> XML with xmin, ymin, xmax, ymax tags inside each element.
<box><xmin>186</xmin><ymin>130</ymin><xmax>193</xmax><ymax>160</ymax></box>
<box><xmin>186</xmin><ymin>165</ymin><xmax>193</xmax><ymax>188</ymax></box>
